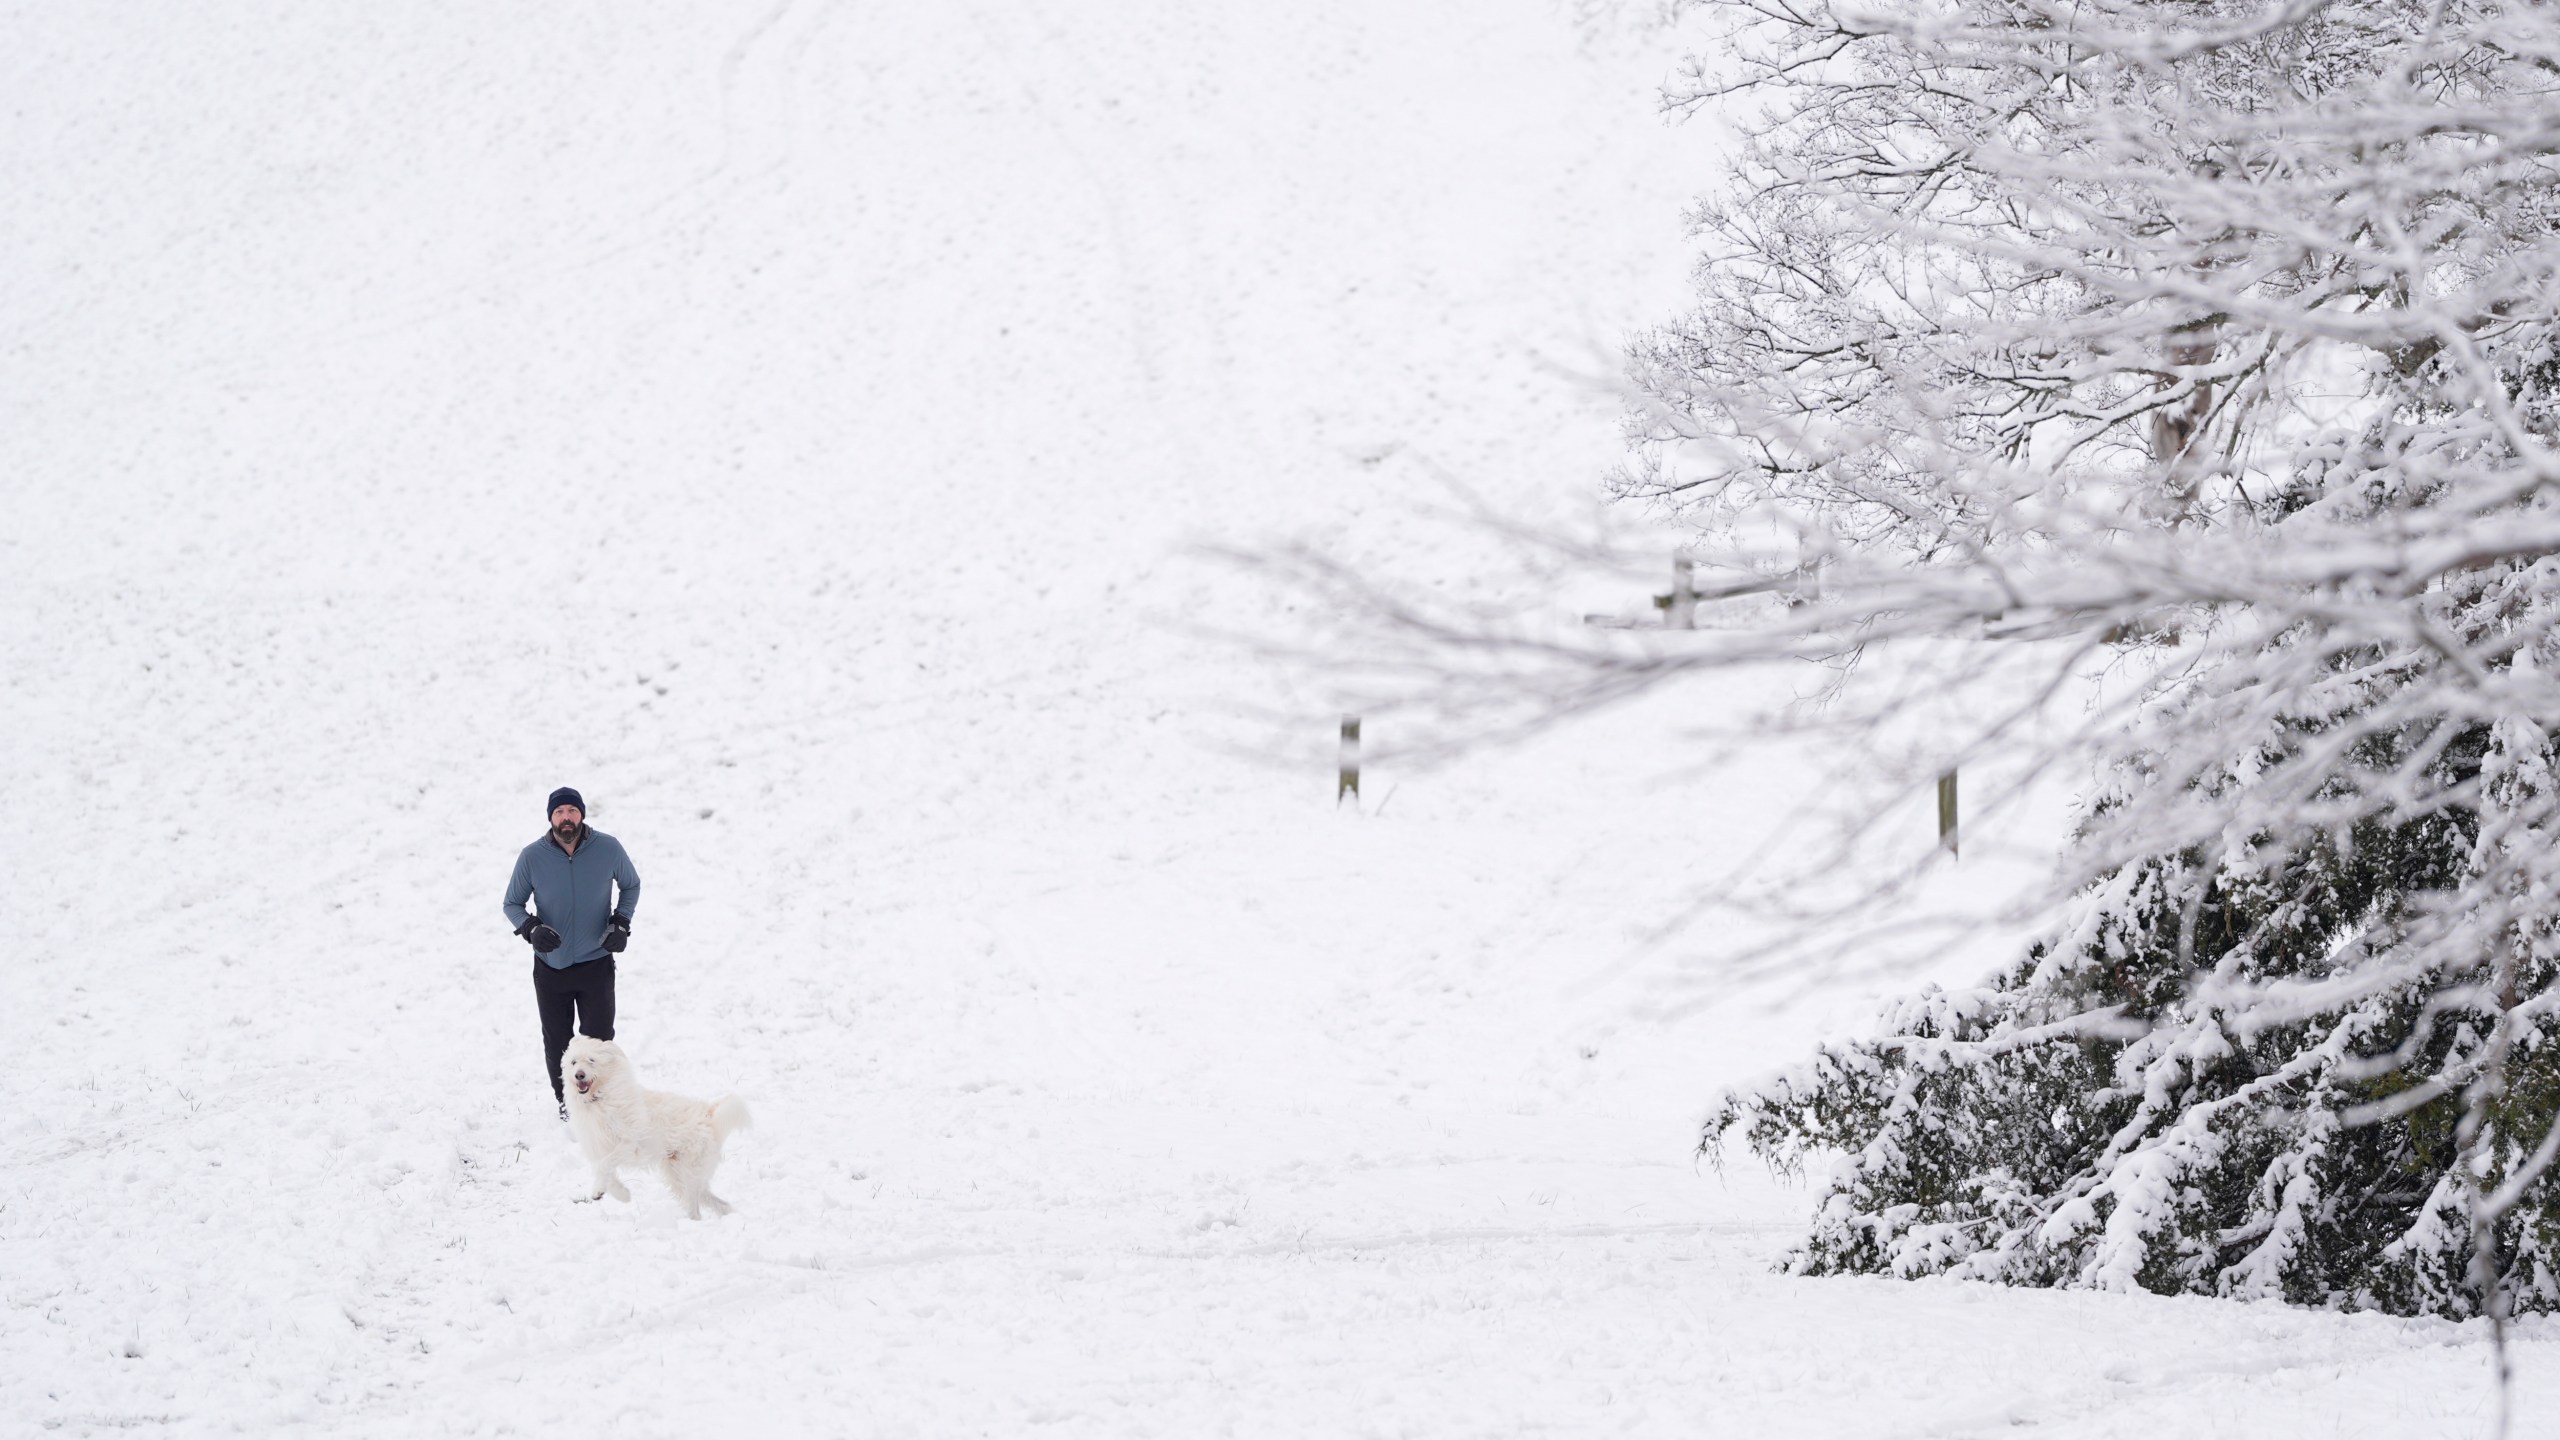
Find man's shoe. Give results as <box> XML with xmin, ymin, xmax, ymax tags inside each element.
<box><xmin>557</xmin><ymin>1100</ymin><xmax>569</xmax><ymax>1123</ymax></box>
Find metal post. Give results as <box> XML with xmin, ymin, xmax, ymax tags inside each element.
<box><xmin>1338</xmin><ymin>716</ymin><xmax>1361</xmax><ymax>805</ymax></box>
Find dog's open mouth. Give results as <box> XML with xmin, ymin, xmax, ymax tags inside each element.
<box><xmin>574</xmin><ymin>1076</ymin><xmax>592</xmax><ymax>1094</ymax></box>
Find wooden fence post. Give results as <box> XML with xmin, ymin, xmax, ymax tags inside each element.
<box><xmin>1653</xmin><ymin>555</ymin><xmax>1697</xmax><ymax>629</ymax></box>
<box><xmin>1338</xmin><ymin>716</ymin><xmax>1361</xmax><ymax>805</ymax></box>
<box><xmin>1937</xmin><ymin>769</ymin><xmax>1959</xmax><ymax>858</ymax></box>
<box><xmin>1788</xmin><ymin>544</ymin><xmax>1826</xmax><ymax>610</ymax></box>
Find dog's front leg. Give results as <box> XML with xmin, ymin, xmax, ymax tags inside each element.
<box><xmin>576</xmin><ymin>1161</ymin><xmax>631</xmax><ymax>1204</ymax></box>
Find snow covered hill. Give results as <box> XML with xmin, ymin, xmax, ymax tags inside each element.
<box><xmin>1</xmin><ymin>3</ymin><xmax>2547</xmax><ymax>1434</ymax></box>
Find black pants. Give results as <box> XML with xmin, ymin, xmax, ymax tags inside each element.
<box><xmin>533</xmin><ymin>956</ymin><xmax>616</xmax><ymax>1103</ymax></box>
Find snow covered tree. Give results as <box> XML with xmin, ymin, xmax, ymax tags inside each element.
<box><xmin>1240</xmin><ymin>0</ymin><xmax>2560</xmax><ymax>1331</ymax></box>
<box><xmin>1644</xmin><ymin>0</ymin><xmax>2560</xmax><ymax>1325</ymax></box>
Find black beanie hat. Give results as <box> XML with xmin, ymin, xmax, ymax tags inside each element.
<box><xmin>547</xmin><ymin>786</ymin><xmax>586</xmax><ymax>817</ymax></box>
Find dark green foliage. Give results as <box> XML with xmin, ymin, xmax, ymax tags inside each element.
<box><xmin>1709</xmin><ymin>720</ymin><xmax>2560</xmax><ymax>1312</ymax></box>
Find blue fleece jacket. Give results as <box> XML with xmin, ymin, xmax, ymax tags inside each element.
<box><xmin>502</xmin><ymin>827</ymin><xmax>641</xmax><ymax>970</ymax></box>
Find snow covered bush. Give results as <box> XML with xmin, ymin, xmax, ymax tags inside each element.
<box><xmin>1705</xmin><ymin>726</ymin><xmax>2560</xmax><ymax>1311</ymax></box>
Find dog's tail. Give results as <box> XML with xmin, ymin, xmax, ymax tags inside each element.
<box><xmin>712</xmin><ymin>1094</ymin><xmax>753</xmax><ymax>1140</ymax></box>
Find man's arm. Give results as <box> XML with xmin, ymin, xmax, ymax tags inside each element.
<box><xmin>611</xmin><ymin>840</ymin><xmax>641</xmax><ymax>921</ymax></box>
<box><xmin>503</xmin><ymin>849</ymin><xmax>535</xmax><ymax>930</ymax></box>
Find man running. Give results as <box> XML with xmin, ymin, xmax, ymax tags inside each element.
<box><xmin>502</xmin><ymin>786</ymin><xmax>641</xmax><ymax>1119</ymax></box>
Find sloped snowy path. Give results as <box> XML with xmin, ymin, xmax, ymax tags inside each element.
<box><xmin>3</xmin><ymin>2</ymin><xmax>2553</xmax><ymax>1435</ymax></box>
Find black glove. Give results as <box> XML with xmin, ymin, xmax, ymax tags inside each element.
<box><xmin>517</xmin><ymin>917</ymin><xmax>562</xmax><ymax>953</ymax></box>
<box><xmin>602</xmin><ymin>914</ymin><xmax>631</xmax><ymax>953</ymax></box>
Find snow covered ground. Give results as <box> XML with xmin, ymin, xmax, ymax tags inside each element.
<box><xmin>2</xmin><ymin>2</ymin><xmax>2550</xmax><ymax>1434</ymax></box>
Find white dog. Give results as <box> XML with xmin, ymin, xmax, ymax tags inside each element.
<box><xmin>560</xmin><ymin>1034</ymin><xmax>751</xmax><ymax>1219</ymax></box>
